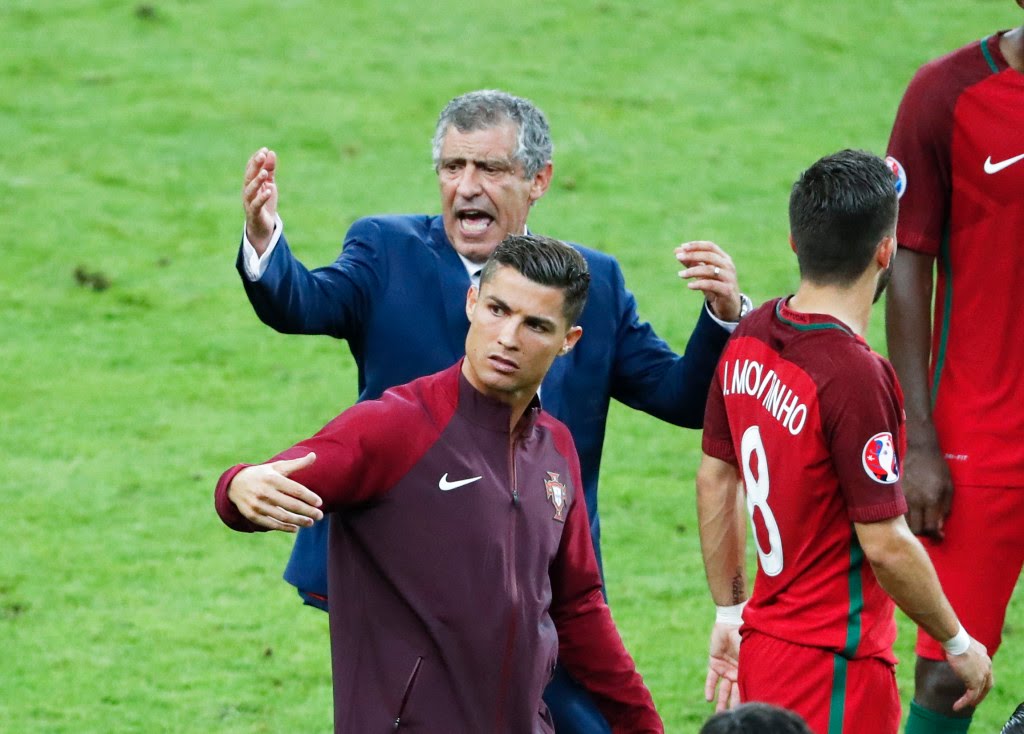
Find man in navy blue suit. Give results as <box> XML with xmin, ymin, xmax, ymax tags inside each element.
<box><xmin>232</xmin><ymin>89</ymin><xmax>749</xmax><ymax>732</ymax></box>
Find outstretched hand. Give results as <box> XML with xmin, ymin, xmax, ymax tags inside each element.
<box><xmin>676</xmin><ymin>240</ymin><xmax>742</xmax><ymax>321</ymax></box>
<box><xmin>242</xmin><ymin>147</ymin><xmax>278</xmax><ymax>254</ymax></box>
<box><xmin>705</xmin><ymin>622</ymin><xmax>742</xmax><ymax>712</ymax></box>
<box><xmin>227</xmin><ymin>452</ymin><xmax>323</xmax><ymax>532</ymax></box>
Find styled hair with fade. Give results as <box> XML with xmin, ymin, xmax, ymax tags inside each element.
<box><xmin>479</xmin><ymin>234</ymin><xmax>590</xmax><ymax>325</ymax></box>
<box><xmin>432</xmin><ymin>90</ymin><xmax>553</xmax><ymax>179</ymax></box>
<box><xmin>699</xmin><ymin>703</ymin><xmax>813</xmax><ymax>734</ymax></box>
<box><xmin>789</xmin><ymin>149</ymin><xmax>899</xmax><ymax>287</ymax></box>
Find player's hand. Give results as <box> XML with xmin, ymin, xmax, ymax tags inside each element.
<box><xmin>227</xmin><ymin>452</ymin><xmax>323</xmax><ymax>532</ymax></box>
<box><xmin>946</xmin><ymin>637</ymin><xmax>994</xmax><ymax>711</ymax></box>
<box><xmin>242</xmin><ymin>147</ymin><xmax>278</xmax><ymax>254</ymax></box>
<box><xmin>902</xmin><ymin>433</ymin><xmax>953</xmax><ymax>540</ymax></box>
<box><xmin>675</xmin><ymin>240</ymin><xmax>742</xmax><ymax>322</ymax></box>
<box><xmin>705</xmin><ymin>622</ymin><xmax>742</xmax><ymax>712</ymax></box>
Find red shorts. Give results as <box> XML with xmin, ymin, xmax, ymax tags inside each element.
<box><xmin>916</xmin><ymin>484</ymin><xmax>1024</xmax><ymax>660</ymax></box>
<box><xmin>739</xmin><ymin>631</ymin><xmax>900</xmax><ymax>734</ymax></box>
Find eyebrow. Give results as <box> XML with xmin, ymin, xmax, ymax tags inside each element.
<box><xmin>487</xmin><ymin>295</ymin><xmax>557</xmax><ymax>331</ymax></box>
<box><xmin>440</xmin><ymin>155</ymin><xmax>516</xmax><ymax>171</ymax></box>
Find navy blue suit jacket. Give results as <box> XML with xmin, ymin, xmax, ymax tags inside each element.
<box><xmin>238</xmin><ymin>215</ymin><xmax>729</xmax><ymax>599</ymax></box>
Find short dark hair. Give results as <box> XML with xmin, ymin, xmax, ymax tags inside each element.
<box><xmin>789</xmin><ymin>149</ymin><xmax>898</xmax><ymax>286</ymax></box>
<box><xmin>432</xmin><ymin>90</ymin><xmax>553</xmax><ymax>178</ymax></box>
<box><xmin>700</xmin><ymin>703</ymin><xmax>814</xmax><ymax>734</ymax></box>
<box><xmin>1002</xmin><ymin>702</ymin><xmax>1024</xmax><ymax>734</ymax></box>
<box><xmin>479</xmin><ymin>234</ymin><xmax>590</xmax><ymax>325</ymax></box>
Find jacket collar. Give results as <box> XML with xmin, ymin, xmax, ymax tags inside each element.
<box><xmin>453</xmin><ymin>360</ymin><xmax>541</xmax><ymax>435</ymax></box>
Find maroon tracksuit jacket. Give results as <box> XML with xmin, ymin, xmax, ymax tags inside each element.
<box><xmin>216</xmin><ymin>362</ymin><xmax>662</xmax><ymax>733</ymax></box>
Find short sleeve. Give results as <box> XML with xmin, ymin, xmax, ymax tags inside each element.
<box><xmin>821</xmin><ymin>356</ymin><xmax>908</xmax><ymax>523</ymax></box>
<box><xmin>886</xmin><ymin>58</ymin><xmax>957</xmax><ymax>256</ymax></box>
<box><xmin>701</xmin><ymin>361</ymin><xmax>736</xmax><ymax>465</ymax></box>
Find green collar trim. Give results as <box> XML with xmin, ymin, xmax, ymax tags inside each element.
<box><xmin>774</xmin><ymin>298</ymin><xmax>855</xmax><ymax>337</ymax></box>
<box><xmin>980</xmin><ymin>35</ymin><xmax>1000</xmax><ymax>74</ymax></box>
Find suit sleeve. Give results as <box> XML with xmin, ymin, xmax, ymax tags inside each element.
<box><xmin>236</xmin><ymin>217</ymin><xmax>387</xmax><ymax>338</ymax></box>
<box><xmin>606</xmin><ymin>257</ymin><xmax>730</xmax><ymax>428</ymax></box>
<box><xmin>548</xmin><ymin>432</ymin><xmax>664</xmax><ymax>733</ymax></box>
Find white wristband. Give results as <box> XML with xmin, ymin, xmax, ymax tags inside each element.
<box><xmin>715</xmin><ymin>601</ymin><xmax>747</xmax><ymax>626</ymax></box>
<box><xmin>942</xmin><ymin>623</ymin><xmax>971</xmax><ymax>656</ymax></box>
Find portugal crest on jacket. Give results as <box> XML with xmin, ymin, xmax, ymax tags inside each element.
<box><xmin>544</xmin><ymin>472</ymin><xmax>567</xmax><ymax>523</ymax></box>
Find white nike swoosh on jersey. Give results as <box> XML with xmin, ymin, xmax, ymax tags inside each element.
<box><xmin>984</xmin><ymin>153</ymin><xmax>1024</xmax><ymax>174</ymax></box>
<box><xmin>438</xmin><ymin>473</ymin><xmax>482</xmax><ymax>491</ymax></box>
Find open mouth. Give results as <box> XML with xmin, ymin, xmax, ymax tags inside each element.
<box><xmin>457</xmin><ymin>209</ymin><xmax>495</xmax><ymax>235</ymax></box>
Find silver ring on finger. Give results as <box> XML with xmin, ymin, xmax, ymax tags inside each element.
<box><xmin>713</xmin><ymin>266</ymin><xmax>721</xmax><ymax>277</ymax></box>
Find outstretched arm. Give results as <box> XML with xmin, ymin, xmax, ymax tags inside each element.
<box><xmin>885</xmin><ymin>249</ymin><xmax>952</xmax><ymax>539</ymax></box>
<box><xmin>696</xmin><ymin>453</ymin><xmax>747</xmax><ymax>712</ymax></box>
<box><xmin>856</xmin><ymin>516</ymin><xmax>993</xmax><ymax>710</ymax></box>
<box><xmin>609</xmin><ymin>241</ymin><xmax>743</xmax><ymax>426</ymax></box>
<box><xmin>221</xmin><ymin>452</ymin><xmax>324</xmax><ymax>532</ymax></box>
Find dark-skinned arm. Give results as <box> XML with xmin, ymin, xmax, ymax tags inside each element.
<box><xmin>885</xmin><ymin>249</ymin><xmax>953</xmax><ymax>538</ymax></box>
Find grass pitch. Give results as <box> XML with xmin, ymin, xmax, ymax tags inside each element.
<box><xmin>2</xmin><ymin>1</ymin><xmax>1021</xmax><ymax>731</ymax></box>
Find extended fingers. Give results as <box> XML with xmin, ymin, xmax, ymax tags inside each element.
<box><xmin>247</xmin><ymin>480</ymin><xmax>323</xmax><ymax>531</ymax></box>
<box><xmin>265</xmin><ymin>469</ymin><xmax>322</xmax><ymax>511</ymax></box>
<box><xmin>704</xmin><ymin>667</ymin><xmax>719</xmax><ymax>703</ymax></box>
<box><xmin>716</xmin><ymin>677</ymin><xmax>734</xmax><ymax>712</ymax></box>
<box><xmin>729</xmin><ymin>680</ymin><xmax>741</xmax><ymax>708</ymax></box>
<box><xmin>243</xmin><ymin>166</ymin><xmax>273</xmax><ymax>204</ymax></box>
<box><xmin>676</xmin><ymin>241</ymin><xmax>736</xmax><ymax>269</ymax></box>
<box><xmin>244</xmin><ymin>147</ymin><xmax>269</xmax><ymax>186</ymax></box>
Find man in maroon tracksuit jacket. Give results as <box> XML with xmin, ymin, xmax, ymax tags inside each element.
<box><xmin>214</xmin><ymin>234</ymin><xmax>663</xmax><ymax>733</ymax></box>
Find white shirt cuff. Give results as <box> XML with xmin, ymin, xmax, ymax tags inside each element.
<box><xmin>705</xmin><ymin>300</ymin><xmax>739</xmax><ymax>334</ymax></box>
<box><xmin>241</xmin><ymin>214</ymin><xmax>284</xmax><ymax>281</ymax></box>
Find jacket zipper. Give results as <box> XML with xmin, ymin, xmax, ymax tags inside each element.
<box><xmin>393</xmin><ymin>656</ymin><xmax>423</xmax><ymax>730</ymax></box>
<box><xmin>508</xmin><ymin>430</ymin><xmax>521</xmax><ymax>604</ymax></box>
<box><xmin>495</xmin><ymin>431</ymin><xmax>523</xmax><ymax>730</ymax></box>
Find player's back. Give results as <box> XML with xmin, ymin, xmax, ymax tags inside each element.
<box><xmin>702</xmin><ymin>297</ymin><xmax>908</xmax><ymax>662</ymax></box>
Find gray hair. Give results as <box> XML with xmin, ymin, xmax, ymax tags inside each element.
<box><xmin>431</xmin><ymin>90</ymin><xmax>553</xmax><ymax>178</ymax></box>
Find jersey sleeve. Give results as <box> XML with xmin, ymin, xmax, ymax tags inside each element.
<box><xmin>886</xmin><ymin>57</ymin><xmax>957</xmax><ymax>256</ymax></box>
<box><xmin>547</xmin><ymin>424</ymin><xmax>663</xmax><ymax>732</ymax></box>
<box><xmin>214</xmin><ymin>381</ymin><xmax>444</xmax><ymax>529</ymax></box>
<box><xmin>701</xmin><ymin>355</ymin><xmax>737</xmax><ymax>465</ymax></box>
<box><xmin>820</xmin><ymin>355</ymin><xmax>908</xmax><ymax>523</ymax></box>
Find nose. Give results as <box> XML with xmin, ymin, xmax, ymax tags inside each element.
<box><xmin>455</xmin><ymin>164</ymin><xmax>483</xmax><ymax>199</ymax></box>
<box><xmin>497</xmin><ymin>319</ymin><xmax>520</xmax><ymax>351</ymax></box>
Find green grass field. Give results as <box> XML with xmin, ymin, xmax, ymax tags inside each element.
<box><xmin>3</xmin><ymin>1</ymin><xmax>1021</xmax><ymax>731</ymax></box>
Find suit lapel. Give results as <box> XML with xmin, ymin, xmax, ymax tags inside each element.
<box><xmin>429</xmin><ymin>217</ymin><xmax>473</xmax><ymax>358</ymax></box>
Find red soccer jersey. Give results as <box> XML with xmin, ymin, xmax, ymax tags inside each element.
<box><xmin>887</xmin><ymin>33</ymin><xmax>1024</xmax><ymax>487</ymax></box>
<box><xmin>703</xmin><ymin>298</ymin><xmax>908</xmax><ymax>661</ymax></box>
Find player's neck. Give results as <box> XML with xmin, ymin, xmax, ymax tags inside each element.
<box><xmin>1000</xmin><ymin>25</ymin><xmax>1024</xmax><ymax>72</ymax></box>
<box><xmin>789</xmin><ymin>284</ymin><xmax>873</xmax><ymax>336</ymax></box>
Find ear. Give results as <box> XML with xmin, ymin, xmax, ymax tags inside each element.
<box><xmin>529</xmin><ymin>162</ymin><xmax>554</xmax><ymax>204</ymax></box>
<box><xmin>788</xmin><ymin>233</ymin><xmax>797</xmax><ymax>253</ymax></box>
<box><xmin>876</xmin><ymin>235</ymin><xmax>896</xmax><ymax>269</ymax></box>
<box><xmin>559</xmin><ymin>325</ymin><xmax>583</xmax><ymax>355</ymax></box>
<box><xmin>465</xmin><ymin>285</ymin><xmax>478</xmax><ymax>320</ymax></box>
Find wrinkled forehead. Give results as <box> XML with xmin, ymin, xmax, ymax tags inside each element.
<box><xmin>440</xmin><ymin>121</ymin><xmax>520</xmax><ymax>158</ymax></box>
